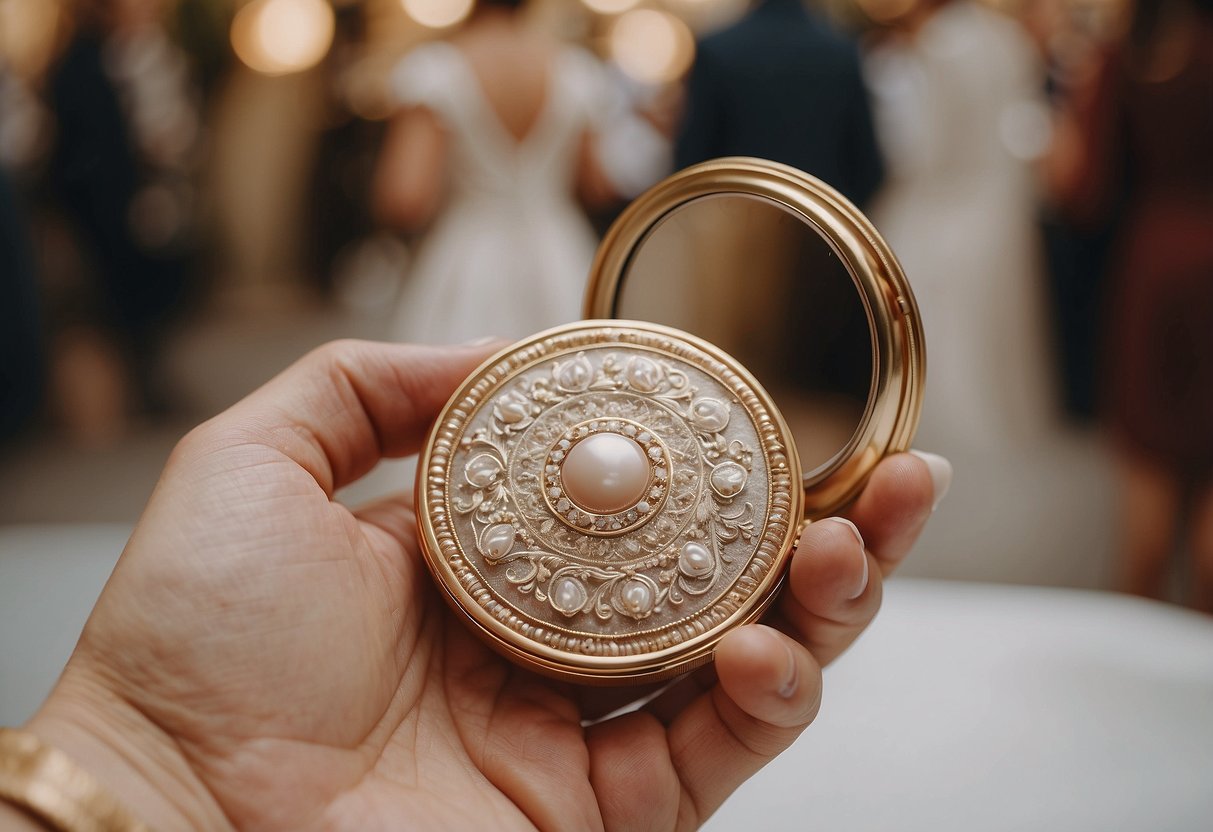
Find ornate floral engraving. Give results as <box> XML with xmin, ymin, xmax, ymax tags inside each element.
<box><xmin>423</xmin><ymin>326</ymin><xmax>796</xmax><ymax>660</ymax></box>
<box><xmin>446</xmin><ymin>346</ymin><xmax>771</xmax><ymax>625</ymax></box>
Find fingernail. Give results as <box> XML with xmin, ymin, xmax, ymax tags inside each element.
<box><xmin>829</xmin><ymin>517</ymin><xmax>864</xmax><ymax>549</ymax></box>
<box><xmin>462</xmin><ymin>336</ymin><xmax>499</xmax><ymax>347</ymax></box>
<box><xmin>762</xmin><ymin>625</ymin><xmax>798</xmax><ymax>699</ymax></box>
<box><xmin>826</xmin><ymin>518</ymin><xmax>868</xmax><ymax>600</ymax></box>
<box><xmin>910</xmin><ymin>449</ymin><xmax>953</xmax><ymax>511</ymax></box>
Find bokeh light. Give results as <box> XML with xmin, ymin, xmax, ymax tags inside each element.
<box><xmin>400</xmin><ymin>0</ymin><xmax>475</xmax><ymax>30</ymax></box>
<box><xmin>0</xmin><ymin>0</ymin><xmax>61</xmax><ymax>78</ymax></box>
<box><xmin>609</xmin><ymin>9</ymin><xmax>695</xmax><ymax>85</ymax></box>
<box><xmin>230</xmin><ymin>0</ymin><xmax>335</xmax><ymax>77</ymax></box>
<box><xmin>580</xmin><ymin>0</ymin><xmax>641</xmax><ymax>15</ymax></box>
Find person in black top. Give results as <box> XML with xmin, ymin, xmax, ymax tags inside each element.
<box><xmin>675</xmin><ymin>0</ymin><xmax>885</xmax><ymax>209</ymax></box>
<box><xmin>0</xmin><ymin>169</ymin><xmax>43</xmax><ymax>443</ymax></box>
<box><xmin>47</xmin><ymin>1</ymin><xmax>197</xmax><ymax>420</ymax></box>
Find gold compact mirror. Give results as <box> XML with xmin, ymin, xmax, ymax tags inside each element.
<box><xmin>417</xmin><ymin>158</ymin><xmax>923</xmax><ymax>685</ymax></box>
<box><xmin>586</xmin><ymin>158</ymin><xmax>924</xmax><ymax>516</ymax></box>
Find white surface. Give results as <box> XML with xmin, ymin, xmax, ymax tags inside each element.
<box><xmin>3</xmin><ymin>527</ymin><xmax>1211</xmax><ymax>830</ymax></box>
<box><xmin>706</xmin><ymin>580</ymin><xmax>1213</xmax><ymax>832</ymax></box>
<box><xmin>0</xmin><ymin>524</ymin><xmax>130</xmax><ymax>724</ymax></box>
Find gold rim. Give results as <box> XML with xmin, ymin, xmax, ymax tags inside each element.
<box><xmin>415</xmin><ymin>320</ymin><xmax>803</xmax><ymax>684</ymax></box>
<box><xmin>585</xmin><ymin>157</ymin><xmax>925</xmax><ymax>518</ymax></box>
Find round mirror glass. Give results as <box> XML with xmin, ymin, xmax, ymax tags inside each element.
<box><xmin>614</xmin><ymin>194</ymin><xmax>873</xmax><ymax>478</ymax></box>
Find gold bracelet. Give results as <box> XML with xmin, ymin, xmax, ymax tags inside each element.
<box><xmin>0</xmin><ymin>728</ymin><xmax>149</xmax><ymax>832</ymax></box>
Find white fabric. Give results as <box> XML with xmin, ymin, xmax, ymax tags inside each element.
<box><xmin>0</xmin><ymin>524</ymin><xmax>131</xmax><ymax>724</ymax></box>
<box><xmin>861</xmin><ymin>3</ymin><xmax>1116</xmax><ymax>590</ymax></box>
<box><xmin>864</xmin><ymin>2</ymin><xmax>1057</xmax><ymax>453</ymax></box>
<box><xmin>388</xmin><ymin>43</ymin><xmax>612</xmax><ymax>344</ymax></box>
<box><xmin>705</xmin><ymin>580</ymin><xmax>1213</xmax><ymax>832</ymax></box>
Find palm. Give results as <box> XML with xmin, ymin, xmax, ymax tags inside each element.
<box><xmin>88</xmin><ymin>443</ymin><xmax>615</xmax><ymax>829</ymax></box>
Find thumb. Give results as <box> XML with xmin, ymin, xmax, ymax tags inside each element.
<box><xmin>190</xmin><ymin>339</ymin><xmax>505</xmax><ymax>494</ymax></box>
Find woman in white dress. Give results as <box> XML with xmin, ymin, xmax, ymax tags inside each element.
<box><xmin>374</xmin><ymin>0</ymin><xmax>621</xmax><ymax>345</ymax></box>
<box><xmin>864</xmin><ymin>0</ymin><xmax>1055</xmax><ymax>452</ymax></box>
<box><xmin>862</xmin><ymin>0</ymin><xmax>1119</xmax><ymax>587</ymax></box>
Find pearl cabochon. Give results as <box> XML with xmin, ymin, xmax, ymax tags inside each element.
<box><xmin>560</xmin><ymin>433</ymin><xmax>651</xmax><ymax>514</ymax></box>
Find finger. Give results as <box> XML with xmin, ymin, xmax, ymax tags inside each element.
<box><xmin>664</xmin><ymin>625</ymin><xmax>822</xmax><ymax>826</ymax></box>
<box><xmin>185</xmin><ymin>339</ymin><xmax>507</xmax><ymax>494</ymax></box>
<box><xmin>769</xmin><ymin>516</ymin><xmax>884</xmax><ymax>667</ymax></box>
<box><xmin>638</xmin><ymin>666</ymin><xmax>717</xmax><ymax>728</ymax></box>
<box><xmin>586</xmin><ymin>712</ymin><xmax>681</xmax><ymax>832</ymax></box>
<box><xmin>843</xmin><ymin>450</ymin><xmax>949</xmax><ymax>577</ymax></box>
<box><xmin>588</xmin><ymin>453</ymin><xmax>950</xmax><ymax>720</ymax></box>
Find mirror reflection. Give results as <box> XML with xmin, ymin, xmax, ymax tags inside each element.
<box><xmin>615</xmin><ymin>194</ymin><xmax>873</xmax><ymax>478</ymax></box>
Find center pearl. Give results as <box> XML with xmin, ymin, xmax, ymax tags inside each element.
<box><xmin>561</xmin><ymin>433</ymin><xmax>651</xmax><ymax>514</ymax></box>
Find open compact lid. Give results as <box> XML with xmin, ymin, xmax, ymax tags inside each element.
<box><xmin>584</xmin><ymin>157</ymin><xmax>925</xmax><ymax>519</ymax></box>
<box><xmin>415</xmin><ymin>158</ymin><xmax>924</xmax><ymax>684</ymax></box>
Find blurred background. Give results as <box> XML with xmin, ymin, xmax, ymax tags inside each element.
<box><xmin>2</xmin><ymin>0</ymin><xmax>1211</xmax><ymax>611</ymax></box>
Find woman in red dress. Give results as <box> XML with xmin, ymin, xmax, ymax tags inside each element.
<box><xmin>1053</xmin><ymin>0</ymin><xmax>1213</xmax><ymax>608</ymax></box>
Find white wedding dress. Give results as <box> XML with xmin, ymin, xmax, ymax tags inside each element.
<box><xmin>864</xmin><ymin>1</ymin><xmax>1056</xmax><ymax>452</ymax></box>
<box><xmin>862</xmin><ymin>3</ymin><xmax>1118</xmax><ymax>588</ymax></box>
<box><xmin>388</xmin><ymin>42</ymin><xmax>613</xmax><ymax>345</ymax></box>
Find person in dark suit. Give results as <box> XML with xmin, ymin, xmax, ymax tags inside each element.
<box><xmin>675</xmin><ymin>0</ymin><xmax>884</xmax><ymax>408</ymax></box>
<box><xmin>0</xmin><ymin>169</ymin><xmax>43</xmax><ymax>443</ymax></box>
<box><xmin>47</xmin><ymin>1</ymin><xmax>197</xmax><ymax>424</ymax></box>
<box><xmin>675</xmin><ymin>0</ymin><xmax>885</xmax><ymax>209</ymax></box>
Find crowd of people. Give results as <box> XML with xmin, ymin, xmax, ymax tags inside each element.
<box><xmin>1</xmin><ymin>0</ymin><xmax>1211</xmax><ymax>607</ymax></box>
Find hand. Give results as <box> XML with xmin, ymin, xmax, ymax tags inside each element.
<box><xmin>19</xmin><ymin>340</ymin><xmax>947</xmax><ymax>831</ymax></box>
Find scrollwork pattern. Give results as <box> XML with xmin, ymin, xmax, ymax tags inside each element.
<box><xmin>449</xmin><ymin>346</ymin><xmax>766</xmax><ymax>624</ymax></box>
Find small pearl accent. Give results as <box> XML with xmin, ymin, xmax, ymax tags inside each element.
<box><xmin>561</xmin><ymin>433</ymin><xmax>651</xmax><ymax>514</ymax></box>
<box><xmin>620</xmin><ymin>579</ymin><xmax>654</xmax><ymax>616</ymax></box>
<box><xmin>679</xmin><ymin>541</ymin><xmax>715</xmax><ymax>578</ymax></box>
<box><xmin>465</xmin><ymin>453</ymin><xmax>503</xmax><ymax>487</ymax></box>
<box><xmin>709</xmin><ymin>461</ymin><xmax>748</xmax><ymax>498</ymax></box>
<box><xmin>551</xmin><ymin>576</ymin><xmax>588</xmax><ymax>615</ymax></box>
<box><xmin>479</xmin><ymin>523</ymin><xmax>515</xmax><ymax>559</ymax></box>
